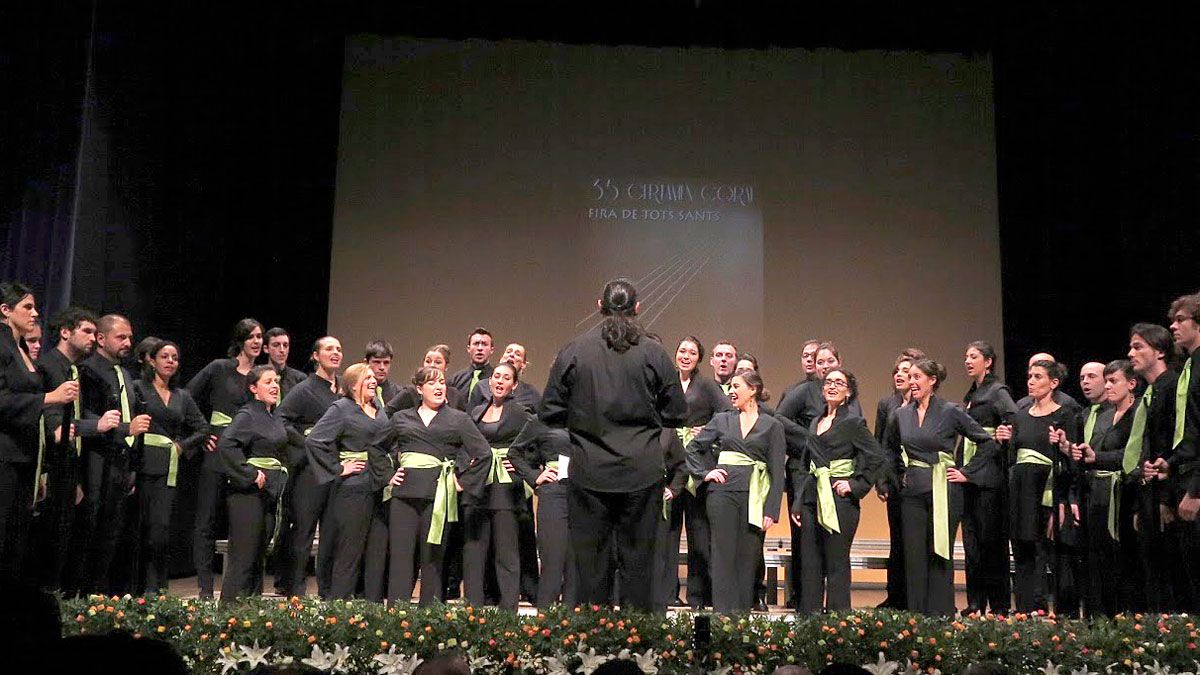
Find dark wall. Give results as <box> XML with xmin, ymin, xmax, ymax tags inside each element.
<box><xmin>4</xmin><ymin>1</ymin><xmax>1198</xmax><ymax>392</ymax></box>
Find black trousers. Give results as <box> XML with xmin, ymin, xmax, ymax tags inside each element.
<box><xmin>882</xmin><ymin>493</ymin><xmax>906</xmax><ymax>608</ymax></box>
<box><xmin>798</xmin><ymin>498</ymin><xmax>859</xmax><ymax>613</ymax></box>
<box><xmin>283</xmin><ymin>465</ymin><xmax>330</xmax><ymax>597</ymax></box>
<box><xmin>706</xmin><ymin>489</ymin><xmax>763</xmax><ymax>614</ymax></box>
<box><xmin>34</xmin><ymin>449</ymin><xmax>80</xmax><ymax>592</ymax></box>
<box><xmin>362</xmin><ymin>498</ymin><xmax>389</xmax><ymax>602</ymax></box>
<box><xmin>1136</xmin><ymin>485</ymin><xmax>1175</xmax><ymax>612</ymax></box>
<box><xmin>82</xmin><ymin>450</ymin><xmax>130</xmax><ymax>593</ymax></box>
<box><xmin>323</xmin><ymin>482</ymin><xmax>375</xmax><ymax>600</ymax></box>
<box><xmin>517</xmin><ymin>499</ymin><xmax>540</xmax><ymax>601</ymax></box>
<box><xmin>786</xmin><ymin>490</ymin><xmax>803</xmax><ymax>607</ymax></box>
<box><xmin>654</xmin><ymin>492</ymin><xmax>683</xmax><ymax>608</ymax></box>
<box><xmin>136</xmin><ymin>473</ymin><xmax>174</xmax><ymax>594</ymax></box>
<box><xmin>463</xmin><ymin>507</ymin><xmax>520</xmax><ymax>610</ymax></box>
<box><xmin>0</xmin><ymin>461</ymin><xmax>34</xmax><ymax>582</ymax></box>
<box><xmin>221</xmin><ymin>488</ymin><xmax>275</xmax><ymax>599</ymax></box>
<box><xmin>901</xmin><ymin>486</ymin><xmax>962</xmax><ymax>616</ymax></box>
<box><xmin>440</xmin><ymin>521</ymin><xmax>464</xmax><ymax>600</ymax></box>
<box><xmin>568</xmin><ymin>480</ymin><xmax>661</xmax><ymax>612</ymax></box>
<box><xmin>1082</xmin><ymin>481</ymin><xmax>1120</xmax><ymax>617</ymax></box>
<box><xmin>1116</xmin><ymin>482</ymin><xmax>1145</xmax><ymax>612</ymax></box>
<box><xmin>388</xmin><ymin>497</ymin><xmax>444</xmax><ymax>605</ymax></box>
<box><xmin>534</xmin><ymin>481</ymin><xmax>575</xmax><ymax>608</ymax></box>
<box><xmin>192</xmin><ymin>455</ymin><xmax>225</xmax><ymax>597</ymax></box>
<box><xmin>962</xmin><ymin>484</ymin><xmax>1010</xmax><ymax>612</ymax></box>
<box><xmin>270</xmin><ymin>466</ymin><xmax>300</xmax><ymax>593</ymax></box>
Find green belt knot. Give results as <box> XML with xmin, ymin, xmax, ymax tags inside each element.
<box><xmin>906</xmin><ymin>450</ymin><xmax>956</xmax><ymax>560</ymax></box>
<box><xmin>808</xmin><ymin>459</ymin><xmax>855</xmax><ymax>533</ymax></box>
<box><xmin>718</xmin><ymin>450</ymin><xmax>771</xmax><ymax>530</ymax></box>
<box><xmin>399</xmin><ymin>452</ymin><xmax>458</xmax><ymax>545</ymax></box>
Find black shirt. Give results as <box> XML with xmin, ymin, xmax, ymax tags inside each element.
<box><xmin>386</xmin><ymin>384</ymin><xmax>467</xmax><ymax>414</ymax></box>
<box><xmin>778</xmin><ymin>379</ymin><xmax>864</xmax><ymax>429</ymax></box>
<box><xmin>1089</xmin><ymin>403</ymin><xmax>1134</xmax><ymax>472</ymax></box>
<box><xmin>186</xmin><ymin>358</ymin><xmax>250</xmax><ymax>423</ymax></box>
<box><xmin>275</xmin><ymin>373</ymin><xmax>340</xmax><ymax>468</ymax></box>
<box><xmin>884</xmin><ymin>396</ymin><xmax>999</xmax><ymax>496</ymax></box>
<box><xmin>275</xmin><ymin>365</ymin><xmax>308</xmax><ymax>401</ymax></box>
<box><xmin>134</xmin><ymin>381</ymin><xmax>209</xmax><ymax>476</ymax></box>
<box><xmin>507</xmin><ymin>416</ymin><xmax>572</xmax><ymax>488</ymax></box>
<box><xmin>219</xmin><ymin>399</ymin><xmax>289</xmax><ymax>497</ymax></box>
<box><xmin>794</xmin><ymin>406</ymin><xmax>885</xmax><ymax>509</ymax></box>
<box><xmin>372</xmin><ymin>404</ymin><xmax>491</xmax><ymax>501</ymax></box>
<box><xmin>539</xmin><ymin>326</ymin><xmax>687</xmax><ymax>492</ymax></box>
<box><xmin>470</xmin><ymin>399</ymin><xmax>533</xmax><ymax>509</ymax></box>
<box><xmin>475</xmin><ymin>380</ymin><xmax>542</xmax><ymax>413</ymax></box>
<box><xmin>684</xmin><ymin>409</ymin><xmax>786</xmax><ymax>520</ymax></box>
<box><xmin>78</xmin><ymin>352</ymin><xmax>141</xmax><ymax>461</ymax></box>
<box><xmin>0</xmin><ymin>329</ymin><xmax>44</xmax><ymax>463</ymax></box>
<box><xmin>305</xmin><ymin>397</ymin><xmax>391</xmax><ymax>492</ymax></box>
<box><xmin>961</xmin><ymin>374</ymin><xmax>1020</xmax><ymax>489</ymax></box>
<box><xmin>1017</xmin><ymin>388</ymin><xmax>1082</xmax><ymax>414</ymax></box>
<box><xmin>449</xmin><ymin>363</ymin><xmax>495</xmax><ymax>401</ymax></box>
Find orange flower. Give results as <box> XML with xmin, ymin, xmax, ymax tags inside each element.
<box><xmin>307</xmin><ymin>635</ymin><xmax>316</xmax><ymax>644</ymax></box>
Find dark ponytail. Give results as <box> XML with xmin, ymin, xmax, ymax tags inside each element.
<box><xmin>598</xmin><ymin>278</ymin><xmax>644</xmax><ymax>353</ymax></box>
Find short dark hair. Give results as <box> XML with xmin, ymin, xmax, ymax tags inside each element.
<box><xmin>247</xmin><ymin>363</ymin><xmax>276</xmax><ymax>389</ymax></box>
<box><xmin>468</xmin><ymin>327</ymin><xmax>493</xmax><ymax>344</ymax></box>
<box><xmin>910</xmin><ymin>358</ymin><xmax>947</xmax><ymax>390</ymax></box>
<box><xmin>412</xmin><ymin>365</ymin><xmax>444</xmax><ymax>387</ymax></box>
<box><xmin>823</xmin><ymin>367</ymin><xmax>859</xmax><ymax>402</ymax></box>
<box><xmin>712</xmin><ymin>339</ymin><xmax>738</xmax><ymax>357</ymax></box>
<box><xmin>1131</xmin><ymin>322</ymin><xmax>1172</xmax><ymax>359</ymax></box>
<box><xmin>265</xmin><ymin>327</ymin><xmax>289</xmax><ymax>342</ymax></box>
<box><xmin>1104</xmin><ymin>358</ymin><xmax>1136</xmax><ymax>381</ymax></box>
<box><xmin>49</xmin><ymin>306</ymin><xmax>98</xmax><ymax>339</ymax></box>
<box><xmin>816</xmin><ymin>341</ymin><xmax>840</xmax><ymax>360</ymax></box>
<box><xmin>1030</xmin><ymin>359</ymin><xmax>1066</xmax><ymax>384</ymax></box>
<box><xmin>1169</xmin><ymin>292</ymin><xmax>1200</xmax><ymax>324</ymax></box>
<box><xmin>365</xmin><ymin>339</ymin><xmax>394</xmax><ymax>360</ymax></box>
<box><xmin>134</xmin><ymin>336</ymin><xmax>163</xmax><ymax>366</ymax></box>
<box><xmin>0</xmin><ymin>280</ymin><xmax>33</xmax><ymax>310</ymax></box>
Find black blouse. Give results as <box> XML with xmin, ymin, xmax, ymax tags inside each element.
<box><xmin>471</xmin><ymin>399</ymin><xmax>534</xmax><ymax>509</ymax></box>
<box><xmin>134</xmin><ymin>381</ymin><xmax>209</xmax><ymax>476</ymax></box>
<box><xmin>961</xmin><ymin>374</ymin><xmax>1019</xmax><ymax>489</ymax></box>
<box><xmin>185</xmin><ymin>358</ymin><xmax>250</xmax><ymax>424</ymax></box>
<box><xmin>685</xmin><ymin>409</ymin><xmax>786</xmax><ymax>520</ymax></box>
<box><xmin>219</xmin><ymin>399</ymin><xmax>289</xmax><ymax>497</ymax></box>
<box><xmin>305</xmin><ymin>397</ymin><xmax>391</xmax><ymax>492</ymax></box>
<box><xmin>372</xmin><ymin>404</ymin><xmax>491</xmax><ymax>501</ymax></box>
<box><xmin>1089</xmin><ymin>403</ymin><xmax>1134</xmax><ymax>472</ymax></box>
<box><xmin>0</xmin><ymin>329</ymin><xmax>43</xmax><ymax>463</ymax></box>
<box><xmin>275</xmin><ymin>373</ymin><xmax>340</xmax><ymax>467</ymax></box>
<box><xmin>794</xmin><ymin>406</ymin><xmax>886</xmax><ymax>507</ymax></box>
<box><xmin>885</xmin><ymin>396</ymin><xmax>999</xmax><ymax>496</ymax></box>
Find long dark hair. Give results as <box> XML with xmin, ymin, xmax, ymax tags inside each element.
<box><xmin>0</xmin><ymin>280</ymin><xmax>33</xmax><ymax>310</ymax></box>
<box><xmin>226</xmin><ymin>317</ymin><xmax>263</xmax><ymax>358</ymax></box>
<box><xmin>598</xmin><ymin>278</ymin><xmax>644</xmax><ymax>353</ymax></box>
<box><xmin>142</xmin><ymin>339</ymin><xmax>181</xmax><ymax>387</ymax></box>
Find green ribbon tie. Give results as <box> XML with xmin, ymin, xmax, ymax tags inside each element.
<box><xmin>144</xmin><ymin>433</ymin><xmax>180</xmax><ymax>487</ymax></box>
<box><xmin>962</xmin><ymin>426</ymin><xmax>996</xmax><ymax>466</ymax></box>
<box><xmin>1084</xmin><ymin>405</ymin><xmax>1101</xmax><ymax>445</ymax></box>
<box><xmin>468</xmin><ymin>370</ymin><xmax>482</xmax><ymax>400</ymax></box>
<box><xmin>1176</xmin><ymin>358</ymin><xmax>1191</xmax><ymax>450</ymax></box>
<box><xmin>1090</xmin><ymin>469</ymin><xmax>1122</xmax><ymax>541</ymax></box>
<box><xmin>33</xmin><ymin>414</ymin><xmax>46</xmax><ymax>506</ymax></box>
<box><xmin>245</xmin><ymin>456</ymin><xmax>287</xmax><ymax>553</ymax></box>
<box><xmin>1016</xmin><ymin>447</ymin><xmax>1055</xmax><ymax>507</ymax></box>
<box><xmin>399</xmin><ymin>451</ymin><xmax>458</xmax><ymax>545</ymax></box>
<box><xmin>70</xmin><ymin>365</ymin><xmax>82</xmax><ymax>455</ymax></box>
<box><xmin>809</xmin><ymin>459</ymin><xmax>855</xmax><ymax>533</ymax></box>
<box><xmin>906</xmin><ymin>451</ymin><xmax>955</xmax><ymax>559</ymax></box>
<box><xmin>1122</xmin><ymin>389</ymin><xmax>1152</xmax><ymax>474</ymax></box>
<box><xmin>717</xmin><ymin>450</ymin><xmax>771</xmax><ymax>530</ymax></box>
<box><xmin>375</xmin><ymin>386</ymin><xmax>385</xmax><ymax>411</ymax></box>
<box><xmin>113</xmin><ymin>366</ymin><xmax>134</xmax><ymax>448</ymax></box>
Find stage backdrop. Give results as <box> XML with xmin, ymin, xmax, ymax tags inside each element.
<box><xmin>329</xmin><ymin>37</ymin><xmax>1001</xmax><ymax>541</ymax></box>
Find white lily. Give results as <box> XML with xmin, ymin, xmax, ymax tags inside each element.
<box><xmin>329</xmin><ymin>644</ymin><xmax>352</xmax><ymax>673</ymax></box>
<box><xmin>301</xmin><ymin>643</ymin><xmax>338</xmax><ymax>671</ymax></box>
<box><xmin>542</xmin><ymin>654</ymin><xmax>571</xmax><ymax>675</ymax></box>
<box><xmin>863</xmin><ymin>652</ymin><xmax>900</xmax><ymax>675</ymax></box>
<box><xmin>468</xmin><ymin>654</ymin><xmax>493</xmax><ymax>671</ymax></box>
<box><xmin>710</xmin><ymin>665</ymin><xmax>733</xmax><ymax>675</ymax></box>
<box><xmin>1070</xmin><ymin>667</ymin><xmax>1100</xmax><ymax>675</ymax></box>
<box><xmin>576</xmin><ymin>647</ymin><xmax>611</xmax><ymax>675</ymax></box>
<box><xmin>239</xmin><ymin>641</ymin><xmax>271</xmax><ymax>669</ymax></box>
<box><xmin>373</xmin><ymin>644</ymin><xmax>423</xmax><ymax>675</ymax></box>
<box><xmin>1040</xmin><ymin>662</ymin><xmax>1062</xmax><ymax>675</ymax></box>
<box><xmin>216</xmin><ymin>646</ymin><xmax>241</xmax><ymax>675</ymax></box>
<box><xmin>634</xmin><ymin>649</ymin><xmax>659</xmax><ymax>674</ymax></box>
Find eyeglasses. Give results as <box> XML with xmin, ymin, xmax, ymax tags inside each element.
<box><xmin>824</xmin><ymin>380</ymin><xmax>849</xmax><ymax>390</ymax></box>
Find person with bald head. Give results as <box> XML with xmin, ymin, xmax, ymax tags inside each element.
<box><xmin>78</xmin><ymin>313</ymin><xmax>152</xmax><ymax>592</ymax></box>
<box><xmin>1016</xmin><ymin>352</ymin><xmax>1082</xmax><ymax>413</ymax></box>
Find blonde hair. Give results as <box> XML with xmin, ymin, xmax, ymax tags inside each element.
<box><xmin>341</xmin><ymin>362</ymin><xmax>373</xmax><ymax>401</ymax></box>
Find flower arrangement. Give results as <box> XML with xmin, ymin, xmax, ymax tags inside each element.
<box><xmin>60</xmin><ymin>595</ymin><xmax>1200</xmax><ymax>674</ymax></box>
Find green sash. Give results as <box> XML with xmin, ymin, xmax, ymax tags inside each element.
<box><xmin>143</xmin><ymin>433</ymin><xmax>180</xmax><ymax>487</ymax></box>
<box><xmin>809</xmin><ymin>459</ymin><xmax>855</xmax><ymax>533</ymax></box>
<box><xmin>1090</xmin><ymin>469</ymin><xmax>1121</xmax><ymax>541</ymax></box>
<box><xmin>210</xmin><ymin>410</ymin><xmax>233</xmax><ymax>428</ymax></box>
<box><xmin>1122</xmin><ymin>389</ymin><xmax>1152</xmax><ymax>474</ymax></box>
<box><xmin>962</xmin><ymin>426</ymin><xmax>996</xmax><ymax>466</ymax></box>
<box><xmin>1176</xmin><ymin>358</ymin><xmax>1192</xmax><ymax>450</ymax></box>
<box><xmin>70</xmin><ymin>365</ymin><xmax>82</xmax><ymax>455</ymax></box>
<box><xmin>245</xmin><ymin>457</ymin><xmax>287</xmax><ymax>553</ymax></box>
<box><xmin>676</xmin><ymin>427</ymin><xmax>700</xmax><ymax>496</ymax></box>
<box><xmin>486</xmin><ymin>446</ymin><xmax>533</xmax><ymax>500</ymax></box>
<box><xmin>1083</xmin><ymin>405</ymin><xmax>1101</xmax><ymax>445</ymax></box>
<box><xmin>1016</xmin><ymin>448</ymin><xmax>1054</xmax><ymax>507</ymax></box>
<box><xmin>33</xmin><ymin>414</ymin><xmax>46</xmax><ymax>506</ymax></box>
<box><xmin>339</xmin><ymin>451</ymin><xmax>369</xmax><ymax>462</ymax></box>
<box><xmin>113</xmin><ymin>366</ymin><xmax>134</xmax><ymax>448</ymax></box>
<box><xmin>717</xmin><ymin>450</ymin><xmax>771</xmax><ymax>530</ymax></box>
<box><xmin>399</xmin><ymin>452</ymin><xmax>458</xmax><ymax>545</ymax></box>
<box><xmin>906</xmin><ymin>451</ymin><xmax>955</xmax><ymax>560</ymax></box>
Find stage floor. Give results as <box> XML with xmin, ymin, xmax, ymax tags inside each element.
<box><xmin>160</xmin><ymin>575</ymin><xmax>969</xmax><ymax>614</ymax></box>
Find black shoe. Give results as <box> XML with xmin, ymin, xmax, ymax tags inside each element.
<box><xmin>753</xmin><ymin>600</ymin><xmax>769</xmax><ymax>612</ymax></box>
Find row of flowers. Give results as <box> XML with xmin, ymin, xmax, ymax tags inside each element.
<box><xmin>60</xmin><ymin>594</ymin><xmax>1200</xmax><ymax>674</ymax></box>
